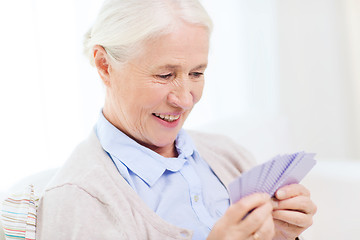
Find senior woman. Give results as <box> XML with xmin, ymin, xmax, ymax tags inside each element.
<box><xmin>36</xmin><ymin>0</ymin><xmax>316</xmax><ymax>239</ymax></box>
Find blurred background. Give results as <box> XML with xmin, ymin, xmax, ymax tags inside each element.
<box><xmin>0</xmin><ymin>0</ymin><xmax>359</xmax><ymax>238</ymax></box>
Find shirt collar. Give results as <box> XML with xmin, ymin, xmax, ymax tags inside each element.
<box><xmin>95</xmin><ymin>112</ymin><xmax>196</xmax><ymax>187</ymax></box>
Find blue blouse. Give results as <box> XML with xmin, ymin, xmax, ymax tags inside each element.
<box><xmin>95</xmin><ymin>113</ymin><xmax>230</xmax><ymax>239</ymax></box>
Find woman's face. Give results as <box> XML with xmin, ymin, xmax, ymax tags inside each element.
<box><xmin>102</xmin><ymin>22</ymin><xmax>209</xmax><ymax>157</ymax></box>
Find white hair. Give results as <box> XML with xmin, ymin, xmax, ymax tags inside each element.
<box><xmin>84</xmin><ymin>0</ymin><xmax>213</xmax><ymax>66</ymax></box>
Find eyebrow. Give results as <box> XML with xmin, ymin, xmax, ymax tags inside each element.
<box><xmin>191</xmin><ymin>64</ymin><xmax>208</xmax><ymax>71</ymax></box>
<box><xmin>155</xmin><ymin>63</ymin><xmax>208</xmax><ymax>71</ymax></box>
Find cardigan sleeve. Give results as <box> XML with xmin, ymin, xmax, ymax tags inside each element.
<box><xmin>36</xmin><ymin>183</ymin><xmax>126</xmax><ymax>240</ymax></box>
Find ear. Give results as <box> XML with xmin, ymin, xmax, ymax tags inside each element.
<box><xmin>93</xmin><ymin>45</ymin><xmax>112</xmax><ymax>86</ymax></box>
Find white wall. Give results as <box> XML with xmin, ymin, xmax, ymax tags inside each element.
<box><xmin>185</xmin><ymin>0</ymin><xmax>280</xmax><ymax>128</ymax></box>
<box><xmin>276</xmin><ymin>0</ymin><xmax>360</xmax><ymax>159</ymax></box>
<box><xmin>344</xmin><ymin>0</ymin><xmax>360</xmax><ymax>158</ymax></box>
<box><xmin>190</xmin><ymin>0</ymin><xmax>360</xmax><ymax>161</ymax></box>
<box><xmin>185</xmin><ymin>0</ymin><xmax>285</xmax><ymax>162</ymax></box>
<box><xmin>0</xmin><ymin>0</ymin><xmax>103</xmax><ymax>191</ymax></box>
<box><xmin>277</xmin><ymin>0</ymin><xmax>360</xmax><ymax>158</ymax></box>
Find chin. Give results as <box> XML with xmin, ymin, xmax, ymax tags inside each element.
<box><xmin>154</xmin><ymin>134</ymin><xmax>177</xmax><ymax>147</ymax></box>
<box><xmin>152</xmin><ymin>128</ymin><xmax>180</xmax><ymax>145</ymax></box>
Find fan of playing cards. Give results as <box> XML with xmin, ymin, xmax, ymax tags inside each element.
<box><xmin>228</xmin><ymin>152</ymin><xmax>316</xmax><ymax>204</ymax></box>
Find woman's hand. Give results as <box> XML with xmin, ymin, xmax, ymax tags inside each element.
<box><xmin>272</xmin><ymin>184</ymin><xmax>317</xmax><ymax>240</ymax></box>
<box><xmin>208</xmin><ymin>193</ymin><xmax>275</xmax><ymax>240</ymax></box>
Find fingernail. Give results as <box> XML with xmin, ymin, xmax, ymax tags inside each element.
<box><xmin>276</xmin><ymin>190</ymin><xmax>285</xmax><ymax>199</ymax></box>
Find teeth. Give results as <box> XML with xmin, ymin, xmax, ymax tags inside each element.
<box><xmin>154</xmin><ymin>113</ymin><xmax>180</xmax><ymax>122</ymax></box>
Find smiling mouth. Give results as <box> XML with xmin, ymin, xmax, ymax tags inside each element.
<box><xmin>153</xmin><ymin>113</ymin><xmax>180</xmax><ymax>122</ymax></box>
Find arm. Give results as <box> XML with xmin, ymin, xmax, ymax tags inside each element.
<box><xmin>36</xmin><ymin>184</ymin><xmax>125</xmax><ymax>240</ymax></box>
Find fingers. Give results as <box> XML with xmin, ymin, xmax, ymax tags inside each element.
<box><xmin>275</xmin><ymin>184</ymin><xmax>310</xmax><ymax>200</ymax></box>
<box><xmin>272</xmin><ymin>186</ymin><xmax>316</xmax><ymax>230</ymax></box>
<box><xmin>249</xmin><ymin>214</ymin><xmax>275</xmax><ymax>240</ymax></box>
<box><xmin>272</xmin><ymin>209</ymin><xmax>313</xmax><ymax>228</ymax></box>
<box><xmin>226</xmin><ymin>193</ymin><xmax>271</xmax><ymax>223</ymax></box>
<box><xmin>271</xmin><ymin>184</ymin><xmax>316</xmax><ymax>239</ymax></box>
<box><xmin>231</xmin><ymin>198</ymin><xmax>274</xmax><ymax>240</ymax></box>
<box><xmin>242</xmin><ymin>199</ymin><xmax>273</xmax><ymax>233</ymax></box>
<box><xmin>273</xmin><ymin>218</ymin><xmax>303</xmax><ymax>234</ymax></box>
<box><xmin>208</xmin><ymin>193</ymin><xmax>274</xmax><ymax>240</ymax></box>
<box><xmin>272</xmin><ymin>195</ymin><xmax>317</xmax><ymax>215</ymax></box>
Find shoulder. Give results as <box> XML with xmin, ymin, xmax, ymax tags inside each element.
<box><xmin>46</xmin><ymin>131</ymin><xmax>107</xmax><ymax>188</ymax></box>
<box><xmin>42</xmin><ymin>130</ymin><xmax>124</xmax><ymax>206</ymax></box>
<box><xmin>37</xmin><ymin>131</ymin><xmax>130</xmax><ymax>238</ymax></box>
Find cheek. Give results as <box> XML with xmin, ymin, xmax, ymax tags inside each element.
<box><xmin>109</xmin><ymin>87</ymin><xmax>125</xmax><ymax>108</ymax></box>
<box><xmin>192</xmin><ymin>81</ymin><xmax>205</xmax><ymax>103</ymax></box>
<box><xmin>133</xmin><ymin>86</ymin><xmax>169</xmax><ymax>110</ymax></box>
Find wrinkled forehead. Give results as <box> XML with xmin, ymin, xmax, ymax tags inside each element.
<box><xmin>131</xmin><ymin>22</ymin><xmax>210</xmax><ymax>70</ymax></box>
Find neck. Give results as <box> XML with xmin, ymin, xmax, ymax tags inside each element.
<box><xmin>102</xmin><ymin>105</ymin><xmax>178</xmax><ymax>158</ymax></box>
<box><xmin>146</xmin><ymin>144</ymin><xmax>178</xmax><ymax>158</ymax></box>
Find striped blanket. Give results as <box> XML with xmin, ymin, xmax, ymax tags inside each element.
<box><xmin>1</xmin><ymin>185</ymin><xmax>38</xmax><ymax>240</ymax></box>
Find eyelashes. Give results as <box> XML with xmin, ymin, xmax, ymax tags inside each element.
<box><xmin>156</xmin><ymin>72</ymin><xmax>204</xmax><ymax>80</ymax></box>
<box><xmin>189</xmin><ymin>72</ymin><xmax>204</xmax><ymax>77</ymax></box>
<box><xmin>157</xmin><ymin>73</ymin><xmax>173</xmax><ymax>80</ymax></box>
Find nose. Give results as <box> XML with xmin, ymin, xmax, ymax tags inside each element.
<box><xmin>167</xmin><ymin>79</ymin><xmax>194</xmax><ymax>110</ymax></box>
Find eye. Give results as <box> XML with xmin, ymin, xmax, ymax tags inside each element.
<box><xmin>156</xmin><ymin>73</ymin><xmax>173</xmax><ymax>80</ymax></box>
<box><xmin>189</xmin><ymin>72</ymin><xmax>204</xmax><ymax>78</ymax></box>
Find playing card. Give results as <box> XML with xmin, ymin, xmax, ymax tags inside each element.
<box><xmin>228</xmin><ymin>174</ymin><xmax>242</xmax><ymax>203</ymax></box>
<box><xmin>270</xmin><ymin>153</ymin><xmax>316</xmax><ymax>196</ymax></box>
<box><xmin>228</xmin><ymin>152</ymin><xmax>316</xmax><ymax>203</ymax></box>
<box><xmin>257</xmin><ymin>157</ymin><xmax>276</xmax><ymax>193</ymax></box>
<box><xmin>262</xmin><ymin>153</ymin><xmax>298</xmax><ymax>193</ymax></box>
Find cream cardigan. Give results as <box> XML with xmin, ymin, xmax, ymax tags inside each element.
<box><xmin>36</xmin><ymin>130</ymin><xmax>255</xmax><ymax>240</ymax></box>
